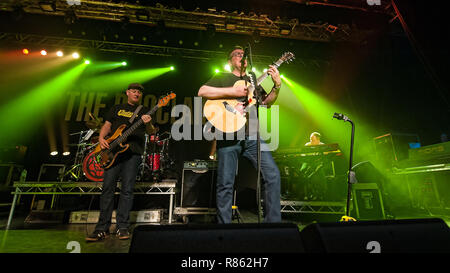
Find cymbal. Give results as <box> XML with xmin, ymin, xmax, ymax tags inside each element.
<box><xmin>85</xmin><ymin>120</ymin><xmax>103</xmax><ymax>129</ymax></box>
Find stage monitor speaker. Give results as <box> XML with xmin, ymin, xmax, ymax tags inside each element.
<box><xmin>130</xmin><ymin>223</ymin><xmax>305</xmax><ymax>253</ymax></box>
<box><xmin>300</xmin><ymin>218</ymin><xmax>450</xmax><ymax>253</ymax></box>
<box><xmin>181</xmin><ymin>161</ymin><xmax>216</xmax><ymax>208</ymax></box>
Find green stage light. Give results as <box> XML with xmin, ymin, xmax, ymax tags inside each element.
<box><xmin>214</xmin><ymin>68</ymin><xmax>220</xmax><ymax>73</ymax></box>
<box><xmin>84</xmin><ymin>60</ymin><xmax>90</xmax><ymax>64</ymax></box>
<box><xmin>0</xmin><ymin>62</ymin><xmax>87</xmax><ymax>144</ymax></box>
<box><xmin>122</xmin><ymin>61</ymin><xmax>127</xmax><ymax>66</ymax></box>
<box><xmin>280</xmin><ymin>75</ymin><xmax>378</xmax><ymax>162</ymax></box>
<box><xmin>224</xmin><ymin>64</ymin><xmax>231</xmax><ymax>72</ymax></box>
<box><xmin>72</xmin><ymin>52</ymin><xmax>80</xmax><ymax>59</ymax></box>
<box><xmin>77</xmin><ymin>66</ymin><xmax>172</xmax><ymax>93</ymax></box>
<box><xmin>170</xmin><ymin>66</ymin><xmax>174</xmax><ymax>70</ymax></box>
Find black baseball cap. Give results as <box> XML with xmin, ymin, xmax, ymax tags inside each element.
<box><xmin>127</xmin><ymin>83</ymin><xmax>144</xmax><ymax>92</ymax></box>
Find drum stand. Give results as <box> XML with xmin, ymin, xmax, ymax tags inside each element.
<box><xmin>64</xmin><ymin>130</ymin><xmax>93</xmax><ymax>181</ymax></box>
<box><xmin>137</xmin><ymin>133</ymin><xmax>151</xmax><ymax>182</ymax></box>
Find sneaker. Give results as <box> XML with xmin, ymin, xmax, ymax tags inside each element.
<box><xmin>116</xmin><ymin>228</ymin><xmax>130</xmax><ymax>240</ymax></box>
<box><xmin>85</xmin><ymin>230</ymin><xmax>110</xmax><ymax>242</ymax></box>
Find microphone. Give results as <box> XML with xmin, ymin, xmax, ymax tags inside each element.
<box><xmin>239</xmin><ymin>46</ymin><xmax>249</xmax><ymax>76</ymax></box>
<box><xmin>333</xmin><ymin>112</ymin><xmax>352</xmax><ymax>122</ymax></box>
<box><xmin>241</xmin><ymin>46</ymin><xmax>249</xmax><ymax>64</ymax></box>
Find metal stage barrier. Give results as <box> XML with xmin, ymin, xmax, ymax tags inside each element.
<box><xmin>6</xmin><ymin>179</ymin><xmax>177</xmax><ymax>230</ymax></box>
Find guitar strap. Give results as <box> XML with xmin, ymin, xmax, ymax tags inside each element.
<box><xmin>128</xmin><ymin>105</ymin><xmax>143</xmax><ymax>124</ymax></box>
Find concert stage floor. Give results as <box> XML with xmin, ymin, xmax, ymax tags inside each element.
<box><xmin>1</xmin><ymin>209</ymin><xmax>449</xmax><ymax>253</ymax></box>
<box><xmin>0</xmin><ymin>209</ymin><xmax>299</xmax><ymax>253</ymax></box>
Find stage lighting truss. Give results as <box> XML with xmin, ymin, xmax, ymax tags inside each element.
<box><xmin>0</xmin><ymin>32</ymin><xmax>331</xmax><ymax>68</ymax></box>
<box><xmin>0</xmin><ymin>0</ymin><xmax>392</xmax><ymax>43</ymax></box>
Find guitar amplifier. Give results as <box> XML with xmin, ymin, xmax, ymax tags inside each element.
<box><xmin>180</xmin><ymin>160</ymin><xmax>217</xmax><ymax>208</ymax></box>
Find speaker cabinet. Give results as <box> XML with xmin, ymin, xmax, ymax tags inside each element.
<box><xmin>180</xmin><ymin>168</ymin><xmax>216</xmax><ymax>208</ymax></box>
<box><xmin>130</xmin><ymin>223</ymin><xmax>305</xmax><ymax>253</ymax></box>
<box><xmin>352</xmin><ymin>183</ymin><xmax>386</xmax><ymax>220</ymax></box>
<box><xmin>301</xmin><ymin>218</ymin><xmax>450</xmax><ymax>253</ymax></box>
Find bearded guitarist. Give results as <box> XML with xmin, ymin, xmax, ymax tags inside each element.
<box><xmin>198</xmin><ymin>46</ymin><xmax>284</xmax><ymax>224</ymax></box>
<box><xmin>86</xmin><ymin>83</ymin><xmax>156</xmax><ymax>242</ymax></box>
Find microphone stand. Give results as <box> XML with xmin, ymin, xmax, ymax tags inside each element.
<box><xmin>245</xmin><ymin>44</ymin><xmax>263</xmax><ymax>223</ymax></box>
<box><xmin>333</xmin><ymin>113</ymin><xmax>357</xmax><ymax>222</ymax></box>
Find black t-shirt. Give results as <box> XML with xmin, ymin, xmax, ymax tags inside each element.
<box><xmin>205</xmin><ymin>72</ymin><xmax>267</xmax><ymax>96</ymax></box>
<box><xmin>105</xmin><ymin>103</ymin><xmax>151</xmax><ymax>155</ymax></box>
<box><xmin>203</xmin><ymin>72</ymin><xmax>267</xmax><ymax>148</ymax></box>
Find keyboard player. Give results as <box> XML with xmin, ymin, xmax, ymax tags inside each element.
<box><xmin>305</xmin><ymin>132</ymin><xmax>324</xmax><ymax>146</ymax></box>
<box><xmin>302</xmin><ymin>132</ymin><xmax>326</xmax><ymax>200</ymax></box>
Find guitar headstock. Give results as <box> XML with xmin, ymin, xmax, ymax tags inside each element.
<box><xmin>157</xmin><ymin>92</ymin><xmax>176</xmax><ymax>107</ymax></box>
<box><xmin>272</xmin><ymin>52</ymin><xmax>295</xmax><ymax>67</ymax></box>
<box><xmin>280</xmin><ymin>52</ymin><xmax>295</xmax><ymax>64</ymax></box>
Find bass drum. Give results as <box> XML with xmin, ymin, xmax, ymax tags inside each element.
<box><xmin>82</xmin><ymin>151</ymin><xmax>104</xmax><ymax>182</ymax></box>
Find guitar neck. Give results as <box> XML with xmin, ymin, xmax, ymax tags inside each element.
<box><xmin>255</xmin><ymin>59</ymin><xmax>283</xmax><ymax>86</ymax></box>
<box><xmin>111</xmin><ymin>105</ymin><xmax>159</xmax><ymax>148</ymax></box>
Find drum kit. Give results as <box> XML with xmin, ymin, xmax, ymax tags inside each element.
<box><xmin>64</xmin><ymin>115</ymin><xmax>175</xmax><ymax>182</ymax></box>
<box><xmin>137</xmin><ymin>131</ymin><xmax>174</xmax><ymax>182</ymax></box>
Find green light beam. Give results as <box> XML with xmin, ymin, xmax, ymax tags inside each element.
<box><xmin>0</xmin><ymin>62</ymin><xmax>87</xmax><ymax>144</ymax></box>
<box><xmin>77</xmin><ymin>66</ymin><xmax>172</xmax><ymax>93</ymax></box>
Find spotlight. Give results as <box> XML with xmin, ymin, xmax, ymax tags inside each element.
<box><xmin>214</xmin><ymin>69</ymin><xmax>220</xmax><ymax>73</ymax></box>
<box><xmin>72</xmin><ymin>52</ymin><xmax>80</xmax><ymax>59</ymax></box>
<box><xmin>62</xmin><ymin>151</ymin><xmax>70</xmax><ymax>156</ymax></box>
<box><xmin>122</xmin><ymin>61</ymin><xmax>127</xmax><ymax>66</ymax></box>
<box><xmin>39</xmin><ymin>1</ymin><xmax>56</xmax><ymax>12</ymax></box>
<box><xmin>224</xmin><ymin>64</ymin><xmax>231</xmax><ymax>72</ymax></box>
<box><xmin>135</xmin><ymin>10</ymin><xmax>150</xmax><ymax>21</ymax></box>
<box><xmin>279</xmin><ymin>24</ymin><xmax>292</xmax><ymax>35</ymax></box>
<box><xmin>40</xmin><ymin>50</ymin><xmax>47</xmax><ymax>56</ymax></box>
<box><xmin>225</xmin><ymin>20</ymin><xmax>236</xmax><ymax>30</ymax></box>
<box><xmin>280</xmin><ymin>74</ymin><xmax>285</xmax><ymax>78</ymax></box>
<box><xmin>50</xmin><ymin>151</ymin><xmax>58</xmax><ymax>156</ymax></box>
<box><xmin>252</xmin><ymin>67</ymin><xmax>256</xmax><ymax>72</ymax></box>
<box><xmin>84</xmin><ymin>60</ymin><xmax>91</xmax><ymax>64</ymax></box>
<box><xmin>56</xmin><ymin>51</ymin><xmax>64</xmax><ymax>57</ymax></box>
<box><xmin>326</xmin><ymin>25</ymin><xmax>338</xmax><ymax>33</ymax></box>
<box><xmin>170</xmin><ymin>66</ymin><xmax>174</xmax><ymax>71</ymax></box>
<box><xmin>263</xmin><ymin>68</ymin><xmax>268</xmax><ymax>73</ymax></box>
<box><xmin>22</xmin><ymin>48</ymin><xmax>29</xmax><ymax>55</ymax></box>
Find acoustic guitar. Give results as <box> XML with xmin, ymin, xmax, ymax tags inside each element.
<box><xmin>203</xmin><ymin>52</ymin><xmax>294</xmax><ymax>133</ymax></box>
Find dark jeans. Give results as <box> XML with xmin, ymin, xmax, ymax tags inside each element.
<box><xmin>95</xmin><ymin>153</ymin><xmax>141</xmax><ymax>231</ymax></box>
<box><xmin>216</xmin><ymin>139</ymin><xmax>281</xmax><ymax>224</ymax></box>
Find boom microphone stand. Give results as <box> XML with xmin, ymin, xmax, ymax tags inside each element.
<box><xmin>333</xmin><ymin>112</ymin><xmax>357</xmax><ymax>222</ymax></box>
<box><xmin>244</xmin><ymin>43</ymin><xmax>263</xmax><ymax>223</ymax></box>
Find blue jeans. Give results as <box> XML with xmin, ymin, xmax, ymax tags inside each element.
<box><xmin>216</xmin><ymin>139</ymin><xmax>281</xmax><ymax>224</ymax></box>
<box><xmin>95</xmin><ymin>153</ymin><xmax>141</xmax><ymax>231</ymax></box>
